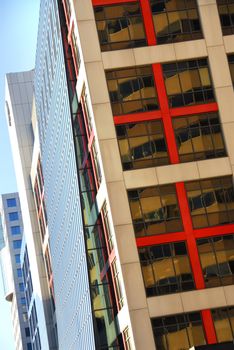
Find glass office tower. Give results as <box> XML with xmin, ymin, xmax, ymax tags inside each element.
<box><xmin>34</xmin><ymin>0</ymin><xmax>234</xmax><ymax>349</ymax></box>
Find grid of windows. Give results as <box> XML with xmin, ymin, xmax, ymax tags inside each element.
<box><xmin>106</xmin><ymin>66</ymin><xmax>158</xmax><ymax>115</ymax></box>
<box><xmin>150</xmin><ymin>0</ymin><xmax>203</xmax><ymax>44</ymax></box>
<box><xmin>19</xmin><ymin>283</ymin><xmax>24</xmax><ymax>292</ymax></box>
<box><xmin>162</xmin><ymin>59</ymin><xmax>214</xmax><ymax>108</ymax></box>
<box><xmin>13</xmin><ymin>240</ymin><xmax>22</xmax><ymax>249</ymax></box>
<box><xmin>228</xmin><ymin>54</ymin><xmax>234</xmax><ymax>86</ymax></box>
<box><xmin>116</xmin><ymin>120</ymin><xmax>169</xmax><ymax>170</ymax></box>
<box><xmin>6</xmin><ymin>198</ymin><xmax>16</xmax><ymax>207</ymax></box>
<box><xmin>217</xmin><ymin>0</ymin><xmax>234</xmax><ymax>35</ymax></box>
<box><xmin>139</xmin><ymin>242</ymin><xmax>194</xmax><ymax>296</ymax></box>
<box><xmin>128</xmin><ymin>185</ymin><xmax>182</xmax><ymax>237</ymax></box>
<box><xmin>211</xmin><ymin>307</ymin><xmax>234</xmax><ymax>343</ymax></box>
<box><xmin>94</xmin><ymin>2</ymin><xmax>147</xmax><ymax>51</ymax></box>
<box><xmin>10</xmin><ymin>225</ymin><xmax>21</xmax><ymax>235</ymax></box>
<box><xmin>185</xmin><ymin>176</ymin><xmax>234</xmax><ymax>229</ymax></box>
<box><xmin>8</xmin><ymin>212</ymin><xmax>19</xmax><ymax>221</ymax></box>
<box><xmin>197</xmin><ymin>235</ymin><xmax>234</xmax><ymax>288</ymax></box>
<box><xmin>173</xmin><ymin>112</ymin><xmax>226</xmax><ymax>163</ymax></box>
<box><xmin>17</xmin><ymin>268</ymin><xmax>22</xmax><ymax>277</ymax></box>
<box><xmin>151</xmin><ymin>312</ymin><xmax>206</xmax><ymax>350</ymax></box>
<box><xmin>15</xmin><ymin>255</ymin><xmax>20</xmax><ymax>264</ymax></box>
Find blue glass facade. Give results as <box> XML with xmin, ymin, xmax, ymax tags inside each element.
<box><xmin>35</xmin><ymin>1</ymin><xmax>96</xmax><ymax>348</ymax></box>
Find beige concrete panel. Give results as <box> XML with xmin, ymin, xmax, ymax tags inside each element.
<box><xmin>74</xmin><ymin>0</ymin><xmax>94</xmax><ymax>21</ymax></box>
<box><xmin>208</xmin><ymin>46</ymin><xmax>232</xmax><ymax>88</ymax></box>
<box><xmin>197</xmin><ymin>157</ymin><xmax>232</xmax><ymax>179</ymax></box>
<box><xmin>85</xmin><ymin>62</ymin><xmax>109</xmax><ymax>104</ymax></box>
<box><xmin>124</xmin><ymin>168</ymin><xmax>158</xmax><ymax>189</ymax></box>
<box><xmin>133</xmin><ymin>44</ymin><xmax>176</xmax><ymax>66</ymax></box>
<box><xmin>130</xmin><ymin>309</ymin><xmax>156</xmax><ymax>350</ymax></box>
<box><xmin>174</xmin><ymin>40</ymin><xmax>207</xmax><ymax>61</ymax></box>
<box><xmin>114</xmin><ymin>224</ymin><xmax>139</xmax><ymax>264</ymax></box>
<box><xmin>102</xmin><ymin>50</ymin><xmax>135</xmax><ymax>70</ymax></box>
<box><xmin>224</xmin><ymin>35</ymin><xmax>234</xmax><ymax>53</ymax></box>
<box><xmin>99</xmin><ymin>139</ymin><xmax>123</xmax><ymax>182</ymax></box>
<box><xmin>223</xmin><ymin>123</ymin><xmax>234</xmax><ymax>165</ymax></box>
<box><xmin>215</xmin><ymin>86</ymin><xmax>234</xmax><ymax>123</ymax></box>
<box><xmin>92</xmin><ymin>103</ymin><xmax>116</xmax><ymax>140</ymax></box>
<box><xmin>147</xmin><ymin>294</ymin><xmax>183</xmax><ymax>318</ymax></box>
<box><xmin>77</xmin><ymin>21</ymin><xmax>101</xmax><ymax>63</ymax></box>
<box><xmin>224</xmin><ymin>285</ymin><xmax>234</xmax><ymax>306</ymax></box>
<box><xmin>182</xmin><ymin>287</ymin><xmax>226</xmax><ymax>312</ymax></box>
<box><xmin>107</xmin><ymin>181</ymin><xmax>132</xmax><ymax>225</ymax></box>
<box><xmin>198</xmin><ymin>0</ymin><xmax>216</xmax><ymax>5</ymax></box>
<box><xmin>157</xmin><ymin>162</ymin><xmax>199</xmax><ymax>185</ymax></box>
<box><xmin>198</xmin><ymin>4</ymin><xmax>223</xmax><ymax>47</ymax></box>
<box><xmin>121</xmin><ymin>262</ymin><xmax>147</xmax><ymax>310</ymax></box>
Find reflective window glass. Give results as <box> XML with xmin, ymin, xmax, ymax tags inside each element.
<box><xmin>94</xmin><ymin>2</ymin><xmax>147</xmax><ymax>51</ymax></box>
<box><xmin>139</xmin><ymin>242</ymin><xmax>194</xmax><ymax>297</ymax></box>
<box><xmin>106</xmin><ymin>65</ymin><xmax>158</xmax><ymax>115</ymax></box>
<box><xmin>150</xmin><ymin>0</ymin><xmax>203</xmax><ymax>44</ymax></box>
<box><xmin>128</xmin><ymin>185</ymin><xmax>182</xmax><ymax>237</ymax></box>
<box><xmin>185</xmin><ymin>176</ymin><xmax>234</xmax><ymax>228</ymax></box>
<box><xmin>212</xmin><ymin>307</ymin><xmax>234</xmax><ymax>343</ymax></box>
<box><xmin>173</xmin><ymin>112</ymin><xmax>226</xmax><ymax>162</ymax></box>
<box><xmin>197</xmin><ymin>235</ymin><xmax>234</xmax><ymax>288</ymax></box>
<box><xmin>151</xmin><ymin>312</ymin><xmax>206</xmax><ymax>349</ymax></box>
<box><xmin>163</xmin><ymin>59</ymin><xmax>215</xmax><ymax>107</ymax></box>
<box><xmin>116</xmin><ymin>120</ymin><xmax>169</xmax><ymax>170</ymax></box>
<box><xmin>217</xmin><ymin>0</ymin><xmax>234</xmax><ymax>35</ymax></box>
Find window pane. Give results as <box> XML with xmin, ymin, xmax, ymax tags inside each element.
<box><xmin>94</xmin><ymin>3</ymin><xmax>147</xmax><ymax>51</ymax></box>
<box><xmin>11</xmin><ymin>226</ymin><xmax>21</xmax><ymax>235</ymax></box>
<box><xmin>7</xmin><ymin>198</ymin><xmax>16</xmax><ymax>207</ymax></box>
<box><xmin>9</xmin><ymin>212</ymin><xmax>19</xmax><ymax>221</ymax></box>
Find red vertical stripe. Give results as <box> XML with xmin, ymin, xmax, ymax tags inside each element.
<box><xmin>139</xmin><ymin>0</ymin><xmax>156</xmax><ymax>45</ymax></box>
<box><xmin>201</xmin><ymin>310</ymin><xmax>217</xmax><ymax>344</ymax></box>
<box><xmin>152</xmin><ymin>64</ymin><xmax>179</xmax><ymax>163</ymax></box>
<box><xmin>176</xmin><ymin>183</ymin><xmax>205</xmax><ymax>289</ymax></box>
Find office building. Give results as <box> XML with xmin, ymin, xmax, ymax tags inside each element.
<box><xmin>5</xmin><ymin>70</ymin><xmax>57</xmax><ymax>349</ymax></box>
<box><xmin>33</xmin><ymin>0</ymin><xmax>234</xmax><ymax>349</ymax></box>
<box><xmin>0</xmin><ymin>193</ymin><xmax>31</xmax><ymax>350</ymax></box>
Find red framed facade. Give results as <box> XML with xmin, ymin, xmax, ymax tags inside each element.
<box><xmin>91</xmin><ymin>0</ymin><xmax>231</xmax><ymax>345</ymax></box>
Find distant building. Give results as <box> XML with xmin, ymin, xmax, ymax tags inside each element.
<box><xmin>0</xmin><ymin>193</ymin><xmax>31</xmax><ymax>350</ymax></box>
<box><xmin>35</xmin><ymin>0</ymin><xmax>234</xmax><ymax>349</ymax></box>
<box><xmin>5</xmin><ymin>70</ymin><xmax>57</xmax><ymax>350</ymax></box>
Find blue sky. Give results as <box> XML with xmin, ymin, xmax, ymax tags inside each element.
<box><xmin>0</xmin><ymin>0</ymin><xmax>40</xmax><ymax>347</ymax></box>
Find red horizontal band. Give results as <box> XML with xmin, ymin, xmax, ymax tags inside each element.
<box><xmin>114</xmin><ymin>110</ymin><xmax>162</xmax><ymax>125</ymax></box>
<box><xmin>170</xmin><ymin>103</ymin><xmax>219</xmax><ymax>117</ymax></box>
<box><xmin>136</xmin><ymin>231</ymin><xmax>186</xmax><ymax>247</ymax></box>
<box><xmin>92</xmin><ymin>0</ymin><xmax>137</xmax><ymax>6</ymax></box>
<box><xmin>194</xmin><ymin>223</ymin><xmax>234</xmax><ymax>239</ymax></box>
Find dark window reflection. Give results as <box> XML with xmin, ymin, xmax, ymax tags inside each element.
<box><xmin>128</xmin><ymin>185</ymin><xmax>183</xmax><ymax>237</ymax></box>
<box><xmin>94</xmin><ymin>3</ymin><xmax>147</xmax><ymax>51</ymax></box>
<box><xmin>116</xmin><ymin>120</ymin><xmax>169</xmax><ymax>170</ymax></box>
<box><xmin>217</xmin><ymin>0</ymin><xmax>234</xmax><ymax>36</ymax></box>
<box><xmin>162</xmin><ymin>59</ymin><xmax>215</xmax><ymax>108</ymax></box>
<box><xmin>139</xmin><ymin>242</ymin><xmax>195</xmax><ymax>297</ymax></box>
<box><xmin>185</xmin><ymin>176</ymin><xmax>234</xmax><ymax>229</ymax></box>
<box><xmin>197</xmin><ymin>235</ymin><xmax>234</xmax><ymax>288</ymax></box>
<box><xmin>211</xmin><ymin>307</ymin><xmax>234</xmax><ymax>343</ymax></box>
<box><xmin>173</xmin><ymin>112</ymin><xmax>226</xmax><ymax>163</ymax></box>
<box><xmin>106</xmin><ymin>66</ymin><xmax>158</xmax><ymax>115</ymax></box>
<box><xmin>150</xmin><ymin>0</ymin><xmax>203</xmax><ymax>44</ymax></box>
<box><xmin>151</xmin><ymin>312</ymin><xmax>206</xmax><ymax>350</ymax></box>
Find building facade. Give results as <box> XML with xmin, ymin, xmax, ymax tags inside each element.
<box><xmin>5</xmin><ymin>71</ymin><xmax>57</xmax><ymax>350</ymax></box>
<box><xmin>0</xmin><ymin>193</ymin><xmax>31</xmax><ymax>350</ymax></box>
<box><xmin>34</xmin><ymin>0</ymin><xmax>234</xmax><ymax>349</ymax></box>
